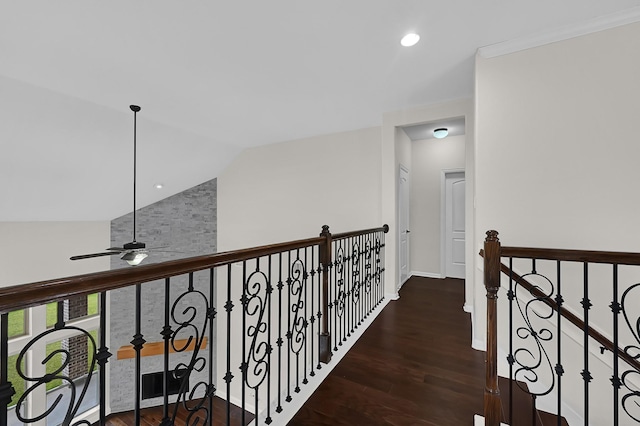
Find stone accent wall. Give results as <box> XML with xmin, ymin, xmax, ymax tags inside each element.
<box><xmin>109</xmin><ymin>178</ymin><xmax>217</xmax><ymax>412</ymax></box>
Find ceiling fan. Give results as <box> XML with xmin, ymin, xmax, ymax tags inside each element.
<box><xmin>71</xmin><ymin>105</ymin><xmax>150</xmax><ymax>266</ymax></box>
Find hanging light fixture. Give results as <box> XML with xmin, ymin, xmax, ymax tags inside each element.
<box><xmin>433</xmin><ymin>128</ymin><xmax>449</xmax><ymax>139</ymax></box>
<box><xmin>121</xmin><ymin>251</ymin><xmax>148</xmax><ymax>266</ymax></box>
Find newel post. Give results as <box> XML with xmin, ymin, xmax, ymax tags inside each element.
<box><xmin>484</xmin><ymin>230</ymin><xmax>502</xmax><ymax>426</ymax></box>
<box><xmin>319</xmin><ymin>225</ymin><xmax>332</xmax><ymax>364</ymax></box>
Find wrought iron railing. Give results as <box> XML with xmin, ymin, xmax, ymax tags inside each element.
<box><xmin>0</xmin><ymin>224</ymin><xmax>387</xmax><ymax>426</ymax></box>
<box><xmin>482</xmin><ymin>231</ymin><xmax>640</xmax><ymax>426</ymax></box>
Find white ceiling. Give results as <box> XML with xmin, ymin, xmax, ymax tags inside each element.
<box><xmin>2</xmin><ymin>1</ymin><xmax>640</xmax><ymax>221</ymax></box>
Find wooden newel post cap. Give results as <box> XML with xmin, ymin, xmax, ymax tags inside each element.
<box><xmin>320</xmin><ymin>225</ymin><xmax>330</xmax><ymax>237</ymax></box>
<box><xmin>485</xmin><ymin>230</ymin><xmax>499</xmax><ymax>243</ymax></box>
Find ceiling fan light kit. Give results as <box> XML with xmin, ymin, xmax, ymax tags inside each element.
<box><xmin>70</xmin><ymin>105</ymin><xmax>152</xmax><ymax>266</ymax></box>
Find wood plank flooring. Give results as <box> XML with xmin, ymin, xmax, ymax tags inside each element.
<box><xmin>288</xmin><ymin>276</ymin><xmax>485</xmax><ymax>426</ymax></box>
<box><xmin>103</xmin><ymin>398</ymin><xmax>253</xmax><ymax>425</ymax></box>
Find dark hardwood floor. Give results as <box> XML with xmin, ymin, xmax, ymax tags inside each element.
<box><xmin>288</xmin><ymin>276</ymin><xmax>485</xmax><ymax>426</ymax></box>
<box><xmin>104</xmin><ymin>277</ymin><xmax>484</xmax><ymax>425</ymax></box>
<box><xmin>103</xmin><ymin>398</ymin><xmax>253</xmax><ymax>425</ymax></box>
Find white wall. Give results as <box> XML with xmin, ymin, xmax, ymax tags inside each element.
<box><xmin>474</xmin><ymin>19</ymin><xmax>640</xmax><ymax>342</ymax></box>
<box><xmin>217</xmin><ymin>127</ymin><xmax>383</xmax><ymax>251</ymax></box>
<box><xmin>0</xmin><ymin>221</ymin><xmax>110</xmax><ymax>288</ymax></box>
<box><xmin>410</xmin><ymin>134</ymin><xmax>466</xmax><ymax>276</ymax></box>
<box><xmin>475</xmin><ymin>20</ymin><xmax>640</xmax><ymax>424</ymax></box>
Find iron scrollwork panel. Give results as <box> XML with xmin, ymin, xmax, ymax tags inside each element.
<box><xmin>620</xmin><ymin>282</ymin><xmax>640</xmax><ymax>422</ymax></box>
<box><xmin>510</xmin><ymin>271</ymin><xmax>556</xmax><ymax>398</ymax></box>
<box><xmin>15</xmin><ymin>326</ymin><xmax>98</xmax><ymax>425</ymax></box>
<box><xmin>169</xmin><ymin>276</ymin><xmax>215</xmax><ymax>425</ymax></box>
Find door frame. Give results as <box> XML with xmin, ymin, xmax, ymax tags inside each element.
<box><xmin>440</xmin><ymin>169</ymin><xmax>465</xmax><ymax>278</ymax></box>
<box><xmin>397</xmin><ymin>164</ymin><xmax>410</xmax><ymax>291</ymax></box>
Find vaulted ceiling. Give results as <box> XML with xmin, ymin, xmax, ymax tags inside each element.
<box><xmin>2</xmin><ymin>1</ymin><xmax>639</xmax><ymax>221</ymax></box>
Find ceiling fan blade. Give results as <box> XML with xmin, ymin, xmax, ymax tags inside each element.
<box><xmin>106</xmin><ymin>247</ymin><xmax>126</xmax><ymax>251</ymax></box>
<box><xmin>70</xmin><ymin>251</ymin><xmax>122</xmax><ymax>261</ymax></box>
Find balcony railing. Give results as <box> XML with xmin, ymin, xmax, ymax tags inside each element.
<box><xmin>482</xmin><ymin>230</ymin><xmax>640</xmax><ymax>425</ymax></box>
<box><xmin>0</xmin><ymin>224</ymin><xmax>388</xmax><ymax>426</ymax></box>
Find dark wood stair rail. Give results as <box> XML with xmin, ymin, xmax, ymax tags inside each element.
<box><xmin>0</xmin><ymin>225</ymin><xmax>387</xmax><ymax>314</ymax></box>
<box><xmin>481</xmin><ymin>231</ymin><xmax>640</xmax><ymax>426</ymax></box>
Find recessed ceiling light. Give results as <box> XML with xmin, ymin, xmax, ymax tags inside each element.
<box><xmin>400</xmin><ymin>33</ymin><xmax>420</xmax><ymax>47</ymax></box>
<box><xmin>154</xmin><ymin>183</ymin><xmax>164</xmax><ymax>189</ymax></box>
<box><xmin>433</xmin><ymin>128</ymin><xmax>449</xmax><ymax>139</ymax></box>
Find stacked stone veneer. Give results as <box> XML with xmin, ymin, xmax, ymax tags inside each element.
<box><xmin>109</xmin><ymin>178</ymin><xmax>216</xmax><ymax>412</ymax></box>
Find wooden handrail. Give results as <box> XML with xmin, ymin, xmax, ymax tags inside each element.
<box><xmin>479</xmin><ymin>248</ymin><xmax>640</xmax><ymax>373</ymax></box>
<box><xmin>501</xmin><ymin>246</ymin><xmax>640</xmax><ymax>265</ymax></box>
<box><xmin>0</xmin><ymin>235</ymin><xmax>327</xmax><ymax>314</ymax></box>
<box><xmin>0</xmin><ymin>224</ymin><xmax>389</xmax><ymax>315</ymax></box>
<box><xmin>332</xmin><ymin>224</ymin><xmax>389</xmax><ymax>240</ymax></box>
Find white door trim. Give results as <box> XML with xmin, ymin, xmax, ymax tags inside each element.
<box><xmin>440</xmin><ymin>169</ymin><xmax>465</xmax><ymax>278</ymax></box>
<box><xmin>397</xmin><ymin>164</ymin><xmax>410</xmax><ymax>292</ymax></box>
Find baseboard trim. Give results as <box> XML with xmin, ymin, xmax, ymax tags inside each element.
<box><xmin>410</xmin><ymin>271</ymin><xmax>444</xmax><ymax>279</ymax></box>
<box><xmin>472</xmin><ymin>339</ymin><xmax>485</xmax><ymax>351</ymax></box>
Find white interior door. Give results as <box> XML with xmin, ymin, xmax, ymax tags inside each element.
<box><xmin>445</xmin><ymin>172</ymin><xmax>465</xmax><ymax>279</ymax></box>
<box><xmin>399</xmin><ymin>166</ymin><xmax>410</xmax><ymax>286</ymax></box>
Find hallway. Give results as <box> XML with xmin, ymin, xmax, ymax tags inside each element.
<box><xmin>288</xmin><ymin>276</ymin><xmax>485</xmax><ymax>425</ymax></box>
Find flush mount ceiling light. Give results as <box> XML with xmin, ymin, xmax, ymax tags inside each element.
<box><xmin>400</xmin><ymin>33</ymin><xmax>420</xmax><ymax>47</ymax></box>
<box><xmin>433</xmin><ymin>128</ymin><xmax>449</xmax><ymax>139</ymax></box>
<box><xmin>154</xmin><ymin>183</ymin><xmax>164</xmax><ymax>189</ymax></box>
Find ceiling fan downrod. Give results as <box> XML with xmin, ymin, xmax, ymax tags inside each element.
<box><xmin>130</xmin><ymin>105</ymin><xmax>141</xmax><ymax>245</ymax></box>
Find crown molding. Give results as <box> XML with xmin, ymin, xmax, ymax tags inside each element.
<box><xmin>478</xmin><ymin>6</ymin><xmax>640</xmax><ymax>59</ymax></box>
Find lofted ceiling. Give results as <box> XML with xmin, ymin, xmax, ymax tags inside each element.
<box><xmin>2</xmin><ymin>1</ymin><xmax>640</xmax><ymax>221</ymax></box>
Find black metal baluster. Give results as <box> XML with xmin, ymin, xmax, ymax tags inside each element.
<box><xmin>318</xmin><ymin>244</ymin><xmax>325</xmax><ymax>369</ymax></box>
<box><xmin>303</xmin><ymin>247</ymin><xmax>309</xmax><ymax>387</ymax></box>
<box><xmin>266</xmin><ymin>256</ymin><xmax>273</xmax><ymax>425</ymax></box>
<box><xmin>286</xmin><ymin>251</ymin><xmax>292</xmax><ymax>403</ymax></box>
<box><xmin>309</xmin><ymin>247</ymin><xmax>316</xmax><ymax>377</ymax></box>
<box><xmin>0</xmin><ymin>313</ymin><xmax>15</xmax><ymax>426</ymax></box>
<box><xmin>581</xmin><ymin>262</ymin><xmax>592</xmax><ymax>425</ymax></box>
<box><xmin>209</xmin><ymin>268</ymin><xmax>215</xmax><ymax>426</ymax></box>
<box><xmin>132</xmin><ymin>283</ymin><xmax>146</xmax><ymax>426</ymax></box>
<box><xmin>530</xmin><ymin>259</ymin><xmax>537</xmax><ymax>426</ymax></box>
<box><xmin>507</xmin><ymin>257</ymin><xmax>514</xmax><ymax>426</ymax></box>
<box><xmin>347</xmin><ymin>236</ymin><xmax>353</xmax><ymax>338</ymax></box>
<box><xmin>334</xmin><ymin>240</ymin><xmax>340</xmax><ymax>350</ymax></box>
<box><xmin>293</xmin><ymin>250</ymin><xmax>301</xmax><ymax>394</ymax></box>
<box><xmin>241</xmin><ymin>261</ymin><xmax>247</xmax><ymax>426</ymax></box>
<box><xmin>225</xmin><ymin>264</ymin><xmax>233</xmax><ymax>424</ymax></box>
<box><xmin>276</xmin><ymin>253</ymin><xmax>283</xmax><ymax>413</ymax></box>
<box><xmin>161</xmin><ymin>278</ymin><xmax>172</xmax><ymax>426</ymax></box>
<box><xmin>555</xmin><ymin>261</ymin><xmax>563</xmax><ymax>426</ymax></box>
<box><xmin>611</xmin><ymin>264</ymin><xmax>621</xmax><ymax>425</ymax></box>
<box><xmin>97</xmin><ymin>292</ymin><xmax>111</xmax><ymax>426</ymax></box>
